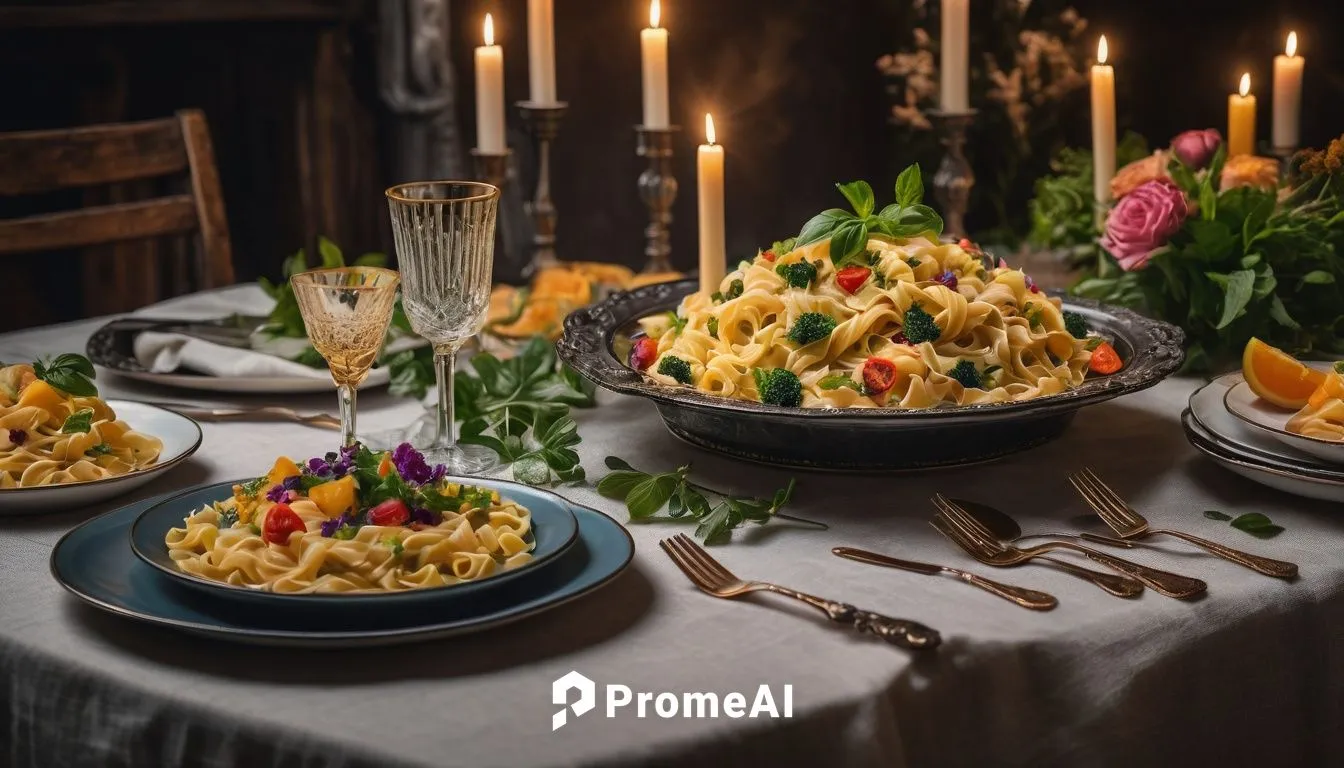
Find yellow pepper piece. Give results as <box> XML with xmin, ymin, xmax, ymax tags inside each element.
<box><xmin>308</xmin><ymin>475</ymin><xmax>356</xmax><ymax>518</ymax></box>
<box><xmin>17</xmin><ymin>379</ymin><xmax>65</xmax><ymax>415</ymax></box>
<box><xmin>265</xmin><ymin>456</ymin><xmax>303</xmax><ymax>488</ymax></box>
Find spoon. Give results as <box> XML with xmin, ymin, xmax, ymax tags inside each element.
<box><xmin>950</xmin><ymin>498</ymin><xmax>1145</xmax><ymax>598</ymax></box>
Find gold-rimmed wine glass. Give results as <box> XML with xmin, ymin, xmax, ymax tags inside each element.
<box><xmin>386</xmin><ymin>180</ymin><xmax>499</xmax><ymax>473</ymax></box>
<box><xmin>291</xmin><ymin>266</ymin><xmax>400</xmax><ymax>447</ymax></box>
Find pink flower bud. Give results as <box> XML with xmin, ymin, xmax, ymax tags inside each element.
<box><xmin>1170</xmin><ymin>129</ymin><xmax>1222</xmax><ymax>170</ymax></box>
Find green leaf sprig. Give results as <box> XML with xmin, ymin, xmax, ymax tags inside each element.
<box><xmin>60</xmin><ymin>408</ymin><xmax>94</xmax><ymax>434</ymax></box>
<box><xmin>460</xmin><ymin>412</ymin><xmax>585</xmax><ymax>485</ymax></box>
<box><xmin>33</xmin><ymin>353</ymin><xmax>98</xmax><ymax>397</ymax></box>
<box><xmin>1203</xmin><ymin>509</ymin><xmax>1284</xmax><ymax>539</ymax></box>
<box><xmin>795</xmin><ymin>165</ymin><xmax>944</xmax><ymax>268</ymax></box>
<box><xmin>597</xmin><ymin>456</ymin><xmax>826</xmax><ymax>544</ymax></box>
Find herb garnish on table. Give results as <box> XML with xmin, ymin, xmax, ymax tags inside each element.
<box><xmin>597</xmin><ymin>457</ymin><xmax>825</xmax><ymax>544</ymax></box>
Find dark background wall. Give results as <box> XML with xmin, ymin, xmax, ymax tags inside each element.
<box><xmin>1</xmin><ymin>0</ymin><xmax>1341</xmax><ymax>326</ymax></box>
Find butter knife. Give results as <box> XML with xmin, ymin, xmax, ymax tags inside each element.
<box><xmin>150</xmin><ymin>403</ymin><xmax>341</xmax><ymax>430</ymax></box>
<box><xmin>832</xmin><ymin>546</ymin><xmax>1058</xmax><ymax>611</ymax></box>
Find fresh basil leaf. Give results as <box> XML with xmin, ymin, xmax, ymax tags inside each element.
<box><xmin>61</xmin><ymin>409</ymin><xmax>94</xmax><ymax>434</ymax></box>
<box><xmin>625</xmin><ymin>474</ymin><xmax>678</xmax><ymax>519</ymax></box>
<box><xmin>797</xmin><ymin>208</ymin><xmax>854</xmax><ymax>246</ymax></box>
<box><xmin>875</xmin><ymin>203</ymin><xmax>944</xmax><ymax>239</ymax></box>
<box><xmin>1229</xmin><ymin>512</ymin><xmax>1276</xmax><ymax>530</ymax></box>
<box><xmin>85</xmin><ymin>442</ymin><xmax>114</xmax><ymax>457</ymax></box>
<box><xmin>894</xmin><ymin>164</ymin><xmax>923</xmax><ymax>207</ymax></box>
<box><xmin>818</xmin><ymin>374</ymin><xmax>862</xmax><ymax>392</ymax></box>
<box><xmin>1213</xmin><ymin>269</ymin><xmax>1255</xmax><ymax>330</ymax></box>
<box><xmin>51</xmin><ymin>353</ymin><xmax>95</xmax><ymax>378</ymax></box>
<box><xmin>836</xmin><ymin>181</ymin><xmax>875</xmax><ymax>218</ymax></box>
<box><xmin>1203</xmin><ymin>510</ymin><xmax>1233</xmax><ymax>521</ymax></box>
<box><xmin>828</xmin><ymin>219</ymin><xmax>868</xmax><ymax>266</ymax></box>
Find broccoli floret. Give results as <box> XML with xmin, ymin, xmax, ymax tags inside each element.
<box><xmin>707</xmin><ymin>316</ymin><xmax>719</xmax><ymax>339</ymax></box>
<box><xmin>1063</xmin><ymin>310</ymin><xmax>1090</xmax><ymax>339</ymax></box>
<box><xmin>775</xmin><ymin>260</ymin><xmax>819</xmax><ymax>289</ymax></box>
<box><xmin>787</xmin><ymin>312</ymin><xmax>837</xmax><ymax>346</ymax></box>
<box><xmin>724</xmin><ymin>279</ymin><xmax>745</xmax><ymax>300</ymax></box>
<box><xmin>901</xmin><ymin>304</ymin><xmax>941</xmax><ymax>344</ymax></box>
<box><xmin>948</xmin><ymin>360</ymin><xmax>983</xmax><ymax>389</ymax></box>
<box><xmin>753</xmin><ymin>368</ymin><xmax>803</xmax><ymax>407</ymax></box>
<box><xmin>657</xmin><ymin>355</ymin><xmax>693</xmax><ymax>385</ymax></box>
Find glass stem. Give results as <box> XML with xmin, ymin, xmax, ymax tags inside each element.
<box><xmin>434</xmin><ymin>346</ymin><xmax>457</xmax><ymax>452</ymax></box>
<box><xmin>338</xmin><ymin>382</ymin><xmax>357</xmax><ymax>447</ymax></box>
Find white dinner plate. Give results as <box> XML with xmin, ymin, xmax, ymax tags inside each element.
<box><xmin>1183</xmin><ymin>409</ymin><xmax>1344</xmax><ymax>503</ymax></box>
<box><xmin>1222</xmin><ymin>366</ymin><xmax>1344</xmax><ymax>464</ymax></box>
<box><xmin>0</xmin><ymin>401</ymin><xmax>202</xmax><ymax>515</ymax></box>
<box><xmin>104</xmin><ymin>367</ymin><xmax>390</xmax><ymax>395</ymax></box>
<box><xmin>1187</xmin><ymin>372</ymin><xmax>1331</xmax><ymax>468</ymax></box>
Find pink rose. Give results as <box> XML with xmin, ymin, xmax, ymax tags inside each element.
<box><xmin>1170</xmin><ymin>128</ymin><xmax>1222</xmax><ymax>170</ymax></box>
<box><xmin>1101</xmin><ymin>179</ymin><xmax>1188</xmax><ymax>271</ymax></box>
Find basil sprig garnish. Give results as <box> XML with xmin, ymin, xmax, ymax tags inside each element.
<box><xmin>33</xmin><ymin>353</ymin><xmax>98</xmax><ymax>397</ymax></box>
<box><xmin>796</xmin><ymin>165</ymin><xmax>944</xmax><ymax>268</ymax></box>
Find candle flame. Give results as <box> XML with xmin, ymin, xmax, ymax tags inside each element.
<box><xmin>1286</xmin><ymin>31</ymin><xmax>1298</xmax><ymax>57</ymax></box>
<box><xmin>1239</xmin><ymin>72</ymin><xmax>1251</xmax><ymax>97</ymax></box>
<box><xmin>705</xmin><ymin>113</ymin><xmax>716</xmax><ymax>145</ymax></box>
<box><xmin>1097</xmin><ymin>35</ymin><xmax>1108</xmax><ymax>65</ymax></box>
<box><xmin>484</xmin><ymin>13</ymin><xmax>495</xmax><ymax>46</ymax></box>
<box><xmin>650</xmin><ymin>0</ymin><xmax>661</xmax><ymax>29</ymax></box>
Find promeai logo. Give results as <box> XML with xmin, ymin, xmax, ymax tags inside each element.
<box><xmin>551</xmin><ymin>671</ymin><xmax>792</xmax><ymax>730</ymax></box>
<box><xmin>552</xmin><ymin>670</ymin><xmax>596</xmax><ymax>731</ymax></box>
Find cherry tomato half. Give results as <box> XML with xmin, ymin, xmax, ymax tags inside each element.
<box><xmin>262</xmin><ymin>503</ymin><xmax>306</xmax><ymax>545</ymax></box>
<box><xmin>629</xmin><ymin>337</ymin><xmax>659</xmax><ymax>371</ymax></box>
<box><xmin>862</xmin><ymin>357</ymin><xmax>898</xmax><ymax>395</ymax></box>
<box><xmin>368</xmin><ymin>499</ymin><xmax>411</xmax><ymax>527</ymax></box>
<box><xmin>836</xmin><ymin>266</ymin><xmax>872</xmax><ymax>295</ymax></box>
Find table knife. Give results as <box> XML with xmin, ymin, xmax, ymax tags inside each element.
<box><xmin>832</xmin><ymin>546</ymin><xmax>1058</xmax><ymax>610</ymax></box>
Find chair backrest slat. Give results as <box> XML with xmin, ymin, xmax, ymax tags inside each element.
<box><xmin>0</xmin><ymin>118</ymin><xmax>189</xmax><ymax>196</ymax></box>
<box><xmin>0</xmin><ymin>196</ymin><xmax>198</xmax><ymax>255</ymax></box>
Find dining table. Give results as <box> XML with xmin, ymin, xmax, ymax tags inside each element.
<box><xmin>2</xmin><ymin>284</ymin><xmax>1342</xmax><ymax>768</ymax></box>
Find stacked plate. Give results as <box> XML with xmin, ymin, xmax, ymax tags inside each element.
<box><xmin>50</xmin><ymin>478</ymin><xmax>634</xmax><ymax>647</ymax></box>
<box><xmin>1184</xmin><ymin>363</ymin><xmax>1344</xmax><ymax>502</ymax></box>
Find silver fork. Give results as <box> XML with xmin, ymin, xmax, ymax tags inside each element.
<box><xmin>931</xmin><ymin>495</ymin><xmax>1207</xmax><ymax>599</ymax></box>
<box><xmin>150</xmin><ymin>403</ymin><xmax>341</xmax><ymax>430</ymax></box>
<box><xmin>1070</xmin><ymin>467</ymin><xmax>1299</xmax><ymax>580</ymax></box>
<box><xmin>659</xmin><ymin>534</ymin><xmax>941</xmax><ymax>650</ymax></box>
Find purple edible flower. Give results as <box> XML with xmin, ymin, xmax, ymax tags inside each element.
<box><xmin>319</xmin><ymin>514</ymin><xmax>347</xmax><ymax>538</ymax></box>
<box><xmin>410</xmin><ymin>507</ymin><xmax>442</xmax><ymax>526</ymax></box>
<box><xmin>1024</xmin><ymin>272</ymin><xmax>1040</xmax><ymax>294</ymax></box>
<box><xmin>7</xmin><ymin>429</ymin><xmax>26</xmax><ymax>445</ymax></box>
<box><xmin>934</xmin><ymin>270</ymin><xmax>958</xmax><ymax>290</ymax></box>
<box><xmin>390</xmin><ymin>442</ymin><xmax>447</xmax><ymax>486</ymax></box>
<box><xmin>996</xmin><ymin>257</ymin><xmax>1010</xmax><ymax>270</ymax></box>
<box><xmin>330</xmin><ymin>444</ymin><xmax>360</xmax><ymax>478</ymax></box>
<box><xmin>265</xmin><ymin>476</ymin><xmax>302</xmax><ymax>503</ymax></box>
<box><xmin>307</xmin><ymin>456</ymin><xmax>331</xmax><ymax>476</ymax></box>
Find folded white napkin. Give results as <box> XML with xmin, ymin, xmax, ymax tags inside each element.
<box><xmin>128</xmin><ymin>284</ymin><xmax>417</xmax><ymax>380</ymax></box>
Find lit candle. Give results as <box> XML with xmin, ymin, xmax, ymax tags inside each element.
<box><xmin>475</xmin><ymin>14</ymin><xmax>506</xmax><ymax>154</ymax></box>
<box><xmin>940</xmin><ymin>0</ymin><xmax>970</xmax><ymax>111</ymax></box>
<box><xmin>641</xmin><ymin>0</ymin><xmax>670</xmax><ymax>128</ymax></box>
<box><xmin>527</xmin><ymin>0</ymin><xmax>557</xmax><ymax>104</ymax></box>
<box><xmin>1272</xmin><ymin>32</ymin><xmax>1303</xmax><ymax>149</ymax></box>
<box><xmin>1228</xmin><ymin>73</ymin><xmax>1257</xmax><ymax>157</ymax></box>
<box><xmin>697</xmin><ymin>114</ymin><xmax>726</xmax><ymax>295</ymax></box>
<box><xmin>1090</xmin><ymin>35</ymin><xmax>1116</xmax><ymax>222</ymax></box>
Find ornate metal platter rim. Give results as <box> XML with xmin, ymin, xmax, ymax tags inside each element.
<box><xmin>558</xmin><ymin>278</ymin><xmax>1185</xmax><ymax>422</ymax></box>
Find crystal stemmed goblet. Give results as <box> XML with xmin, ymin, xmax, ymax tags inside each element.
<box><xmin>290</xmin><ymin>266</ymin><xmax>401</xmax><ymax>447</ymax></box>
<box><xmin>386</xmin><ymin>181</ymin><xmax>500</xmax><ymax>473</ymax></box>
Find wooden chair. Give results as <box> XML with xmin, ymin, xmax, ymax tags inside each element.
<box><xmin>0</xmin><ymin>109</ymin><xmax>234</xmax><ymax>317</ymax></box>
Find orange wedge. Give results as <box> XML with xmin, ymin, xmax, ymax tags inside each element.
<box><xmin>1242</xmin><ymin>337</ymin><xmax>1326</xmax><ymax>409</ymax></box>
<box><xmin>1308</xmin><ymin>363</ymin><xmax>1344</xmax><ymax>409</ymax></box>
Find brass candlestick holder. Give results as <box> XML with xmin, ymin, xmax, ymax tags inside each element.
<box><xmin>636</xmin><ymin>125</ymin><xmax>680</xmax><ymax>274</ymax></box>
<box><xmin>470</xmin><ymin>148</ymin><xmax>510</xmax><ymax>190</ymax></box>
<box><xmin>928</xmin><ymin>109</ymin><xmax>977</xmax><ymax>240</ymax></box>
<box><xmin>517</xmin><ymin>101</ymin><xmax>568</xmax><ymax>274</ymax></box>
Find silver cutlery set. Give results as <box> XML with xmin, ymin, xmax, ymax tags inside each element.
<box><xmin>661</xmin><ymin>467</ymin><xmax>1298</xmax><ymax>650</ymax></box>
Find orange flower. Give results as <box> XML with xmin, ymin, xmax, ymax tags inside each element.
<box><xmin>1220</xmin><ymin>155</ymin><xmax>1280</xmax><ymax>192</ymax></box>
<box><xmin>1111</xmin><ymin>150</ymin><xmax>1170</xmax><ymax>199</ymax></box>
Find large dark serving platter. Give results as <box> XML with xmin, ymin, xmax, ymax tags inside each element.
<box><xmin>557</xmin><ymin>279</ymin><xmax>1184</xmax><ymax>471</ymax></box>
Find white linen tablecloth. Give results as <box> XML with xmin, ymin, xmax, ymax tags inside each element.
<box><xmin>2</xmin><ymin>297</ymin><xmax>1343</xmax><ymax>768</ymax></box>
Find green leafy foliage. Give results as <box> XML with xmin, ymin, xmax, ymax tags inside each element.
<box><xmin>451</xmin><ymin>337</ymin><xmax>596</xmax><ymax>484</ymax></box>
<box><xmin>796</xmin><ymin>166</ymin><xmax>944</xmax><ymax>267</ymax></box>
<box><xmin>1072</xmin><ymin>144</ymin><xmax>1344</xmax><ymax>367</ymax></box>
<box><xmin>84</xmin><ymin>442</ymin><xmax>114</xmax><ymax>457</ymax></box>
<box><xmin>597</xmin><ymin>456</ymin><xmax>821</xmax><ymax>544</ymax></box>
<box><xmin>901</xmin><ymin>304</ymin><xmax>941</xmax><ymax>344</ymax></box>
<box><xmin>33</xmin><ymin>353</ymin><xmax>98</xmax><ymax>397</ymax></box>
<box><xmin>1027</xmin><ymin>132</ymin><xmax>1150</xmax><ymax>266</ymax></box>
<box><xmin>1229</xmin><ymin>512</ymin><xmax>1285</xmax><ymax>539</ymax></box>
<box><xmin>753</xmin><ymin>368</ymin><xmax>803</xmax><ymax>407</ymax></box>
<box><xmin>656</xmin><ymin>355</ymin><xmax>693</xmax><ymax>384</ymax></box>
<box><xmin>786</xmin><ymin>312</ymin><xmax>837</xmax><ymax>346</ymax></box>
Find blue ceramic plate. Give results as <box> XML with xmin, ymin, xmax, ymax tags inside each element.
<box><xmin>51</xmin><ymin>493</ymin><xmax>634</xmax><ymax>648</ymax></box>
<box><xmin>128</xmin><ymin>478</ymin><xmax>579</xmax><ymax>608</ymax></box>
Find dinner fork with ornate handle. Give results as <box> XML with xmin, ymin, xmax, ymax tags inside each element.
<box><xmin>831</xmin><ymin>547</ymin><xmax>1058</xmax><ymax>610</ymax></box>
<box><xmin>1070</xmin><ymin>467</ymin><xmax>1299</xmax><ymax>579</ymax></box>
<box><xmin>660</xmin><ymin>535</ymin><xmax>941</xmax><ymax>650</ymax></box>
<box><xmin>932</xmin><ymin>495</ymin><xmax>1207</xmax><ymax>599</ymax></box>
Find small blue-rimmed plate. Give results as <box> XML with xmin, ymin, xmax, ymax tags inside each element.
<box><xmin>0</xmin><ymin>400</ymin><xmax>202</xmax><ymax>516</ymax></box>
<box><xmin>128</xmin><ymin>478</ymin><xmax>579</xmax><ymax>607</ymax></box>
<box><xmin>52</xmin><ymin>492</ymin><xmax>634</xmax><ymax>648</ymax></box>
